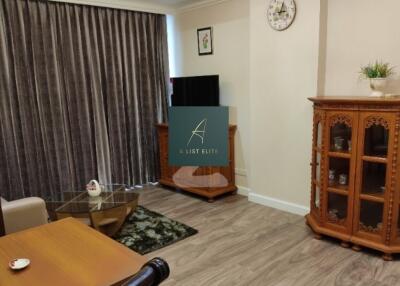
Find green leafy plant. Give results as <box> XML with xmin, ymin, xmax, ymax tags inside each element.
<box><xmin>360</xmin><ymin>61</ymin><xmax>395</xmax><ymax>79</ymax></box>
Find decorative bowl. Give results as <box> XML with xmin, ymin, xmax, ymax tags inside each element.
<box><xmin>87</xmin><ymin>180</ymin><xmax>101</xmax><ymax>197</ymax></box>
<box><xmin>9</xmin><ymin>258</ymin><xmax>30</xmax><ymax>270</ymax></box>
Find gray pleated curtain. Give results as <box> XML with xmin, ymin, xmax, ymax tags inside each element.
<box><xmin>0</xmin><ymin>0</ymin><xmax>169</xmax><ymax>200</ymax></box>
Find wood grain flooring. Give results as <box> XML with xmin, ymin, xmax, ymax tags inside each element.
<box><xmin>138</xmin><ymin>187</ymin><xmax>400</xmax><ymax>286</ymax></box>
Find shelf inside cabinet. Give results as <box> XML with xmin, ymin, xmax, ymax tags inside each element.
<box><xmin>328</xmin><ymin>151</ymin><xmax>351</xmax><ymax>159</ymax></box>
<box><xmin>362</xmin><ymin>155</ymin><xmax>387</xmax><ymax>164</ymax></box>
<box><xmin>327</xmin><ymin>184</ymin><xmax>348</xmax><ymax>195</ymax></box>
<box><xmin>361</xmin><ymin>162</ymin><xmax>386</xmax><ymax>202</ymax></box>
<box><xmin>359</xmin><ymin>193</ymin><xmax>385</xmax><ymax>203</ymax></box>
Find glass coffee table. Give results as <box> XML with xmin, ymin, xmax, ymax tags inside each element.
<box><xmin>45</xmin><ymin>185</ymin><xmax>139</xmax><ymax>237</ymax></box>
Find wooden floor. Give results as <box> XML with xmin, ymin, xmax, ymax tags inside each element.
<box><xmin>139</xmin><ymin>187</ymin><xmax>400</xmax><ymax>286</ymax></box>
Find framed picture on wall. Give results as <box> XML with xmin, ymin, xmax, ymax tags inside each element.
<box><xmin>197</xmin><ymin>27</ymin><xmax>213</xmax><ymax>55</ymax></box>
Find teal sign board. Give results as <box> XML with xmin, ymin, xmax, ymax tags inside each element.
<box><xmin>168</xmin><ymin>106</ymin><xmax>229</xmax><ymax>166</ymax></box>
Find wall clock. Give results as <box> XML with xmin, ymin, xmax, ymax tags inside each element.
<box><xmin>267</xmin><ymin>0</ymin><xmax>296</xmax><ymax>31</ymax></box>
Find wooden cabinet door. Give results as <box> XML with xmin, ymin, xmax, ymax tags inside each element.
<box><xmin>310</xmin><ymin>110</ymin><xmax>325</xmax><ymax>222</ymax></box>
<box><xmin>322</xmin><ymin>111</ymin><xmax>358</xmax><ymax>235</ymax></box>
<box><xmin>157</xmin><ymin>126</ymin><xmax>178</xmax><ymax>183</ymax></box>
<box><xmin>390</xmin><ymin>113</ymin><xmax>400</xmax><ymax>246</ymax></box>
<box><xmin>352</xmin><ymin>112</ymin><xmax>397</xmax><ymax>244</ymax></box>
<box><xmin>157</xmin><ymin>128</ymin><xmax>169</xmax><ymax>181</ymax></box>
<box><xmin>391</xmin><ymin>118</ymin><xmax>400</xmax><ymax>246</ymax></box>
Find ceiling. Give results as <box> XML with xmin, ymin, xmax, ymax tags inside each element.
<box><xmin>127</xmin><ymin>0</ymin><xmax>205</xmax><ymax>9</ymax></box>
<box><xmin>141</xmin><ymin>0</ymin><xmax>202</xmax><ymax>6</ymax></box>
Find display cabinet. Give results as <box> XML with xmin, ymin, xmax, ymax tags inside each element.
<box><xmin>306</xmin><ymin>96</ymin><xmax>400</xmax><ymax>261</ymax></box>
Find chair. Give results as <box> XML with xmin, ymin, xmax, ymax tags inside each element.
<box><xmin>123</xmin><ymin>257</ymin><xmax>170</xmax><ymax>286</ymax></box>
<box><xmin>1</xmin><ymin>197</ymin><xmax>48</xmax><ymax>234</ymax></box>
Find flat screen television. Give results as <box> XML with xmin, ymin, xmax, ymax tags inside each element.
<box><xmin>170</xmin><ymin>75</ymin><xmax>219</xmax><ymax>106</ymax></box>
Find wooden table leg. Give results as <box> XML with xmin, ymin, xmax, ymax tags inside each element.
<box><xmin>340</xmin><ymin>241</ymin><xmax>350</xmax><ymax>248</ymax></box>
<box><xmin>313</xmin><ymin>233</ymin><xmax>322</xmax><ymax>240</ymax></box>
<box><xmin>90</xmin><ymin>205</ymin><xmax>127</xmax><ymax>237</ymax></box>
<box><xmin>382</xmin><ymin>253</ymin><xmax>393</xmax><ymax>261</ymax></box>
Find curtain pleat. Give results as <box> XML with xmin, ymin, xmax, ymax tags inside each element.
<box><xmin>0</xmin><ymin>0</ymin><xmax>169</xmax><ymax>200</ymax></box>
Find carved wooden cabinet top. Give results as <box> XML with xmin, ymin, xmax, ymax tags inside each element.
<box><xmin>157</xmin><ymin>123</ymin><xmax>237</xmax><ymax>131</ymax></box>
<box><xmin>309</xmin><ymin>96</ymin><xmax>400</xmax><ymax>108</ymax></box>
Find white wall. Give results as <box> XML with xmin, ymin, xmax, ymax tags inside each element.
<box><xmin>170</xmin><ymin>0</ymin><xmax>321</xmax><ymax>208</ymax></box>
<box><xmin>324</xmin><ymin>0</ymin><xmax>400</xmax><ymax>96</ymax></box>
<box><xmin>247</xmin><ymin>0</ymin><xmax>400</xmax><ymax>211</ymax></box>
<box><xmin>248</xmin><ymin>0</ymin><xmax>321</xmax><ymax>210</ymax></box>
<box><xmin>170</xmin><ymin>0</ymin><xmax>250</xmax><ymax>189</ymax></box>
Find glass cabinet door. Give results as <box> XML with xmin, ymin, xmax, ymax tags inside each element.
<box><xmin>397</xmin><ymin>206</ymin><xmax>400</xmax><ymax>243</ymax></box>
<box><xmin>310</xmin><ymin>112</ymin><xmax>324</xmax><ymax>220</ymax></box>
<box><xmin>353</xmin><ymin>113</ymin><xmax>396</xmax><ymax>241</ymax></box>
<box><xmin>325</xmin><ymin>112</ymin><xmax>357</xmax><ymax>231</ymax></box>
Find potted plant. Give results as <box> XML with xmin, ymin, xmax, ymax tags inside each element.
<box><xmin>360</xmin><ymin>61</ymin><xmax>395</xmax><ymax>97</ymax></box>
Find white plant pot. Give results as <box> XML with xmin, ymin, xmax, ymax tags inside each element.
<box><xmin>369</xmin><ymin>78</ymin><xmax>387</xmax><ymax>97</ymax></box>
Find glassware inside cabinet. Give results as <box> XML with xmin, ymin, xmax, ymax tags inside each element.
<box><xmin>330</xmin><ymin>123</ymin><xmax>351</xmax><ymax>153</ymax></box>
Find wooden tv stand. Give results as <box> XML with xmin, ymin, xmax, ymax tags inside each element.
<box><xmin>156</xmin><ymin>124</ymin><xmax>237</xmax><ymax>202</ymax></box>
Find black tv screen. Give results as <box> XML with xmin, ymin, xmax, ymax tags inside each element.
<box><xmin>171</xmin><ymin>75</ymin><xmax>219</xmax><ymax>106</ymax></box>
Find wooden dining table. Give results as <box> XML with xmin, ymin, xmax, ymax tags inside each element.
<box><xmin>0</xmin><ymin>217</ymin><xmax>147</xmax><ymax>286</ymax></box>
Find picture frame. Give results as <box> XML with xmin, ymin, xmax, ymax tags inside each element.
<box><xmin>197</xmin><ymin>27</ymin><xmax>213</xmax><ymax>56</ymax></box>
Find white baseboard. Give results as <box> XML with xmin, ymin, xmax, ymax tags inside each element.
<box><xmin>237</xmin><ymin>185</ymin><xmax>250</xmax><ymax>196</ymax></box>
<box><xmin>248</xmin><ymin>192</ymin><xmax>309</xmax><ymax>216</ymax></box>
<box><xmin>235</xmin><ymin>168</ymin><xmax>247</xmax><ymax>176</ymax></box>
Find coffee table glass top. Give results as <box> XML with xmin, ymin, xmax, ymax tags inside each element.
<box><xmin>45</xmin><ymin>185</ymin><xmax>139</xmax><ymax>214</ymax></box>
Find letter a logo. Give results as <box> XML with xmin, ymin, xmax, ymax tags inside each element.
<box><xmin>187</xmin><ymin>119</ymin><xmax>207</xmax><ymax>146</ymax></box>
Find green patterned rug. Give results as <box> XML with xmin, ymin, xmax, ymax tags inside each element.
<box><xmin>114</xmin><ymin>206</ymin><xmax>198</xmax><ymax>254</ymax></box>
